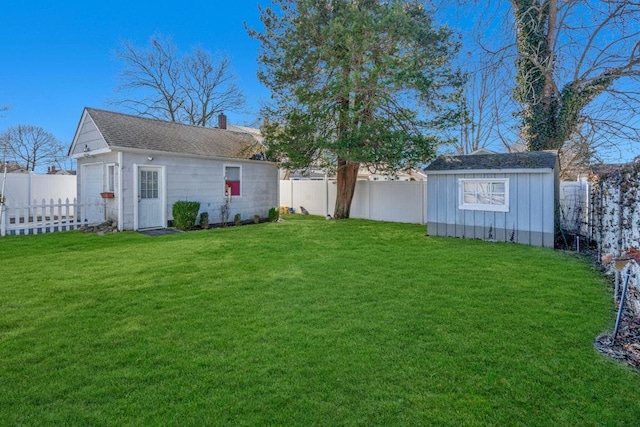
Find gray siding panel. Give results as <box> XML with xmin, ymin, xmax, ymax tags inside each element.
<box><xmin>117</xmin><ymin>152</ymin><xmax>277</xmax><ymax>230</ymax></box>
<box><xmin>73</xmin><ymin>117</ymin><xmax>108</xmax><ymax>155</ymax></box>
<box><xmin>425</xmin><ymin>169</ymin><xmax>556</xmax><ymax>248</ymax></box>
<box><xmin>427</xmin><ymin>223</ymin><xmax>555</xmax><ymax>248</ymax></box>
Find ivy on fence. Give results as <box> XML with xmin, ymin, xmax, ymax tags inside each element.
<box><xmin>591</xmin><ymin>162</ymin><xmax>640</xmax><ymax>262</ymax></box>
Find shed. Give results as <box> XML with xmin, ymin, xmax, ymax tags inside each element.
<box><xmin>68</xmin><ymin>108</ymin><xmax>278</xmax><ymax>230</ymax></box>
<box><xmin>424</xmin><ymin>151</ymin><xmax>559</xmax><ymax>248</ymax></box>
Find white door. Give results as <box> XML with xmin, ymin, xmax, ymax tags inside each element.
<box><xmin>138</xmin><ymin>167</ymin><xmax>163</xmax><ymax>229</ymax></box>
<box><xmin>82</xmin><ymin>163</ymin><xmax>105</xmax><ymax>224</ymax></box>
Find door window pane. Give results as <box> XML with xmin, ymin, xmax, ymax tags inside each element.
<box><xmin>141</xmin><ymin>170</ymin><xmax>159</xmax><ymax>199</ymax></box>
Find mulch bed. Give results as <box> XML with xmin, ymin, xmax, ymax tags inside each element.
<box><xmin>595</xmin><ymin>315</ymin><xmax>640</xmax><ymax>368</ymax></box>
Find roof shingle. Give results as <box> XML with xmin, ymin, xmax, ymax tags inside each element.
<box><xmin>425</xmin><ymin>151</ymin><xmax>558</xmax><ymax>172</ymax></box>
<box><xmin>86</xmin><ymin>108</ymin><xmax>264</xmax><ymax>160</ymax></box>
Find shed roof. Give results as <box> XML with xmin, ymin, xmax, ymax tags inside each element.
<box><xmin>83</xmin><ymin>108</ymin><xmax>265</xmax><ymax>160</ymax></box>
<box><xmin>425</xmin><ymin>151</ymin><xmax>558</xmax><ymax>172</ymax></box>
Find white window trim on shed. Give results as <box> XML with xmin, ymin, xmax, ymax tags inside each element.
<box><xmin>106</xmin><ymin>163</ymin><xmax>116</xmax><ymax>192</ymax></box>
<box><xmin>224</xmin><ymin>164</ymin><xmax>242</xmax><ymax>198</ymax></box>
<box><xmin>458</xmin><ymin>178</ymin><xmax>510</xmax><ymax>213</ymax></box>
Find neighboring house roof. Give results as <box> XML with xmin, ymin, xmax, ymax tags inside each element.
<box><xmin>289</xmin><ymin>169</ymin><xmax>328</xmax><ymax>180</ymax></box>
<box><xmin>80</xmin><ymin>108</ymin><xmax>265</xmax><ymax>160</ymax></box>
<box><xmin>470</xmin><ymin>148</ymin><xmax>497</xmax><ymax>155</ymax></box>
<box><xmin>590</xmin><ymin>163</ymin><xmax>626</xmax><ymax>177</ymax></box>
<box><xmin>226</xmin><ymin>124</ymin><xmax>264</xmax><ymax>144</ymax></box>
<box><xmin>357</xmin><ymin>167</ymin><xmax>427</xmax><ymax>181</ymax></box>
<box><xmin>425</xmin><ymin>151</ymin><xmax>558</xmax><ymax>172</ymax></box>
<box><xmin>0</xmin><ymin>163</ymin><xmax>28</xmax><ymax>173</ymax></box>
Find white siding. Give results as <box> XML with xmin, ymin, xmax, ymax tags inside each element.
<box><xmin>427</xmin><ymin>170</ymin><xmax>557</xmax><ymax>247</ymax></box>
<box><xmin>71</xmin><ymin>115</ymin><xmax>108</xmax><ymax>156</ymax></box>
<box><xmin>76</xmin><ymin>152</ymin><xmax>123</xmax><ymax>225</ymax></box>
<box><xmin>118</xmin><ymin>153</ymin><xmax>278</xmax><ymax>229</ymax></box>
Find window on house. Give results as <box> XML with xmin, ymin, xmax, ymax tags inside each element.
<box><xmin>459</xmin><ymin>178</ymin><xmax>509</xmax><ymax>212</ymax></box>
<box><xmin>107</xmin><ymin>164</ymin><xmax>115</xmax><ymax>192</ymax></box>
<box><xmin>225</xmin><ymin>165</ymin><xmax>241</xmax><ymax>196</ymax></box>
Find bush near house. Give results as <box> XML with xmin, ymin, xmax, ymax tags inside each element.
<box><xmin>268</xmin><ymin>207</ymin><xmax>279</xmax><ymax>222</ymax></box>
<box><xmin>199</xmin><ymin>211</ymin><xmax>209</xmax><ymax>229</ymax></box>
<box><xmin>172</xmin><ymin>201</ymin><xmax>201</xmax><ymax>231</ymax></box>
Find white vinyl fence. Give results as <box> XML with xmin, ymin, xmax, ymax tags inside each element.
<box><xmin>283</xmin><ymin>179</ymin><xmax>589</xmax><ymax>229</ymax></box>
<box><xmin>1</xmin><ymin>172</ymin><xmax>77</xmax><ymax>207</ymax></box>
<box><xmin>280</xmin><ymin>179</ymin><xmax>427</xmax><ymax>224</ymax></box>
<box><xmin>1</xmin><ymin>198</ymin><xmax>104</xmax><ymax>236</ymax></box>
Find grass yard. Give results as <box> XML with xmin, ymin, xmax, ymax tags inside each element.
<box><xmin>1</xmin><ymin>215</ymin><xmax>639</xmax><ymax>426</ymax></box>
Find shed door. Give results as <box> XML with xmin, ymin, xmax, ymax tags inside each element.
<box><xmin>82</xmin><ymin>163</ymin><xmax>105</xmax><ymax>224</ymax></box>
<box><xmin>138</xmin><ymin>167</ymin><xmax>163</xmax><ymax>229</ymax></box>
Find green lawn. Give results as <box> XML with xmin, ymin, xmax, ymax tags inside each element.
<box><xmin>1</xmin><ymin>216</ymin><xmax>639</xmax><ymax>426</ymax></box>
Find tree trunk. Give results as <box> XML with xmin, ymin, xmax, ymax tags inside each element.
<box><xmin>333</xmin><ymin>157</ymin><xmax>360</xmax><ymax>219</ymax></box>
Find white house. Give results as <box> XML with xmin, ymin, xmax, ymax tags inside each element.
<box><xmin>425</xmin><ymin>151</ymin><xmax>559</xmax><ymax>248</ymax></box>
<box><xmin>68</xmin><ymin>108</ymin><xmax>279</xmax><ymax>231</ymax></box>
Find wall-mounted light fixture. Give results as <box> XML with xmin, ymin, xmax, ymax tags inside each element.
<box><xmin>83</xmin><ymin>145</ymin><xmax>90</xmax><ymax>158</ymax></box>
<box><xmin>147</xmin><ymin>156</ymin><xmax>154</xmax><ymax>161</ymax></box>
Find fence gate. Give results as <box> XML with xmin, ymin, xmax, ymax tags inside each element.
<box><xmin>559</xmin><ymin>180</ymin><xmax>590</xmax><ymax>238</ymax></box>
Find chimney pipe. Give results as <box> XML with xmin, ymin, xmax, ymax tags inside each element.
<box><xmin>218</xmin><ymin>113</ymin><xmax>227</xmax><ymax>130</ymax></box>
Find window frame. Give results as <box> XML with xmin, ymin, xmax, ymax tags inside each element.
<box><xmin>106</xmin><ymin>163</ymin><xmax>116</xmax><ymax>192</ymax></box>
<box><xmin>224</xmin><ymin>164</ymin><xmax>242</xmax><ymax>197</ymax></box>
<box><xmin>458</xmin><ymin>178</ymin><xmax>509</xmax><ymax>212</ymax></box>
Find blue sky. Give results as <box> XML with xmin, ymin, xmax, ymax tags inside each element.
<box><xmin>0</xmin><ymin>1</ymin><xmax>269</xmax><ymax>148</ymax></box>
<box><xmin>2</xmin><ymin>1</ymin><xmax>637</xmax><ymax>166</ymax></box>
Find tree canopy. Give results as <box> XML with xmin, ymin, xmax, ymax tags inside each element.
<box><xmin>249</xmin><ymin>0</ymin><xmax>462</xmax><ymax>218</ymax></box>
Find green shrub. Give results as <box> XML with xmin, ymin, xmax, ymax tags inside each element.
<box><xmin>172</xmin><ymin>201</ymin><xmax>201</xmax><ymax>231</ymax></box>
<box><xmin>268</xmin><ymin>207</ymin><xmax>279</xmax><ymax>222</ymax></box>
<box><xmin>199</xmin><ymin>212</ymin><xmax>209</xmax><ymax>229</ymax></box>
<box><xmin>234</xmin><ymin>213</ymin><xmax>242</xmax><ymax>226</ymax></box>
<box><xmin>253</xmin><ymin>214</ymin><xmax>261</xmax><ymax>224</ymax></box>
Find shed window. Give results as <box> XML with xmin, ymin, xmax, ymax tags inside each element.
<box><xmin>225</xmin><ymin>165</ymin><xmax>241</xmax><ymax>196</ymax></box>
<box><xmin>459</xmin><ymin>178</ymin><xmax>509</xmax><ymax>212</ymax></box>
<box><xmin>107</xmin><ymin>164</ymin><xmax>115</xmax><ymax>192</ymax></box>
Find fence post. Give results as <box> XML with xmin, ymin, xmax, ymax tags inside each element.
<box><xmin>367</xmin><ymin>181</ymin><xmax>372</xmax><ymax>220</ymax></box>
<box><xmin>325</xmin><ymin>178</ymin><xmax>329</xmax><ymax>216</ymax></box>
<box><xmin>422</xmin><ymin>180</ymin><xmax>427</xmax><ymax>225</ymax></box>
<box><xmin>0</xmin><ymin>204</ymin><xmax>5</xmax><ymax>237</ymax></box>
<box><xmin>289</xmin><ymin>178</ymin><xmax>294</xmax><ymax>214</ymax></box>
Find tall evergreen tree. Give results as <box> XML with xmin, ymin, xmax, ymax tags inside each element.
<box><xmin>248</xmin><ymin>0</ymin><xmax>462</xmax><ymax>218</ymax></box>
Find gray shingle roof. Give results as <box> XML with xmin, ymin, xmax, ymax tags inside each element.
<box><xmin>425</xmin><ymin>151</ymin><xmax>558</xmax><ymax>171</ymax></box>
<box><xmin>86</xmin><ymin>108</ymin><xmax>264</xmax><ymax>160</ymax></box>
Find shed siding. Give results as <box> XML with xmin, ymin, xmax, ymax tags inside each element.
<box><xmin>77</xmin><ymin>153</ymin><xmax>120</xmax><ymax>224</ymax></box>
<box><xmin>71</xmin><ymin>116</ymin><xmax>108</xmax><ymax>156</ymax></box>
<box><xmin>119</xmin><ymin>153</ymin><xmax>277</xmax><ymax>230</ymax></box>
<box><xmin>427</xmin><ymin>170</ymin><xmax>556</xmax><ymax>248</ymax></box>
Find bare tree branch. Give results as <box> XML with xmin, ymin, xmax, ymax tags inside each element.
<box><xmin>0</xmin><ymin>125</ymin><xmax>64</xmax><ymax>171</ymax></box>
<box><xmin>112</xmin><ymin>34</ymin><xmax>245</xmax><ymax>127</ymax></box>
